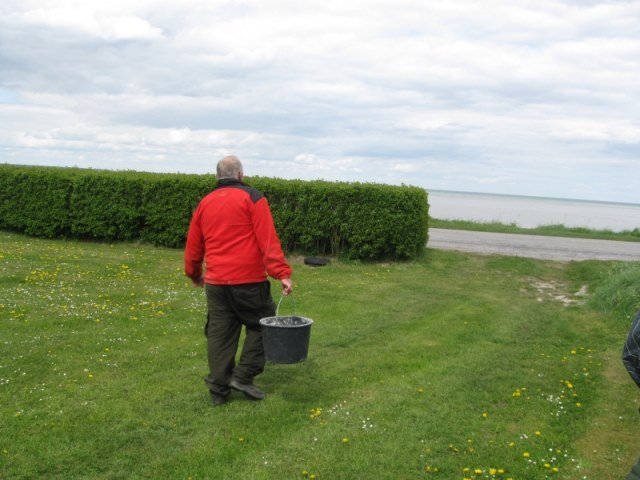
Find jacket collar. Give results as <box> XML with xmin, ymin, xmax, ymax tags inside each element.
<box><xmin>216</xmin><ymin>178</ymin><xmax>244</xmax><ymax>188</ymax></box>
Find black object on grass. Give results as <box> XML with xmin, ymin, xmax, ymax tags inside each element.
<box><xmin>304</xmin><ymin>257</ymin><xmax>331</xmax><ymax>267</ymax></box>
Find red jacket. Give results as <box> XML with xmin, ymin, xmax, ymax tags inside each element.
<box><xmin>184</xmin><ymin>180</ymin><xmax>292</xmax><ymax>285</ymax></box>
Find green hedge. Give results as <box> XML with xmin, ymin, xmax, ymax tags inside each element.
<box><xmin>70</xmin><ymin>171</ymin><xmax>147</xmax><ymax>241</ymax></box>
<box><xmin>0</xmin><ymin>165</ymin><xmax>77</xmax><ymax>237</ymax></box>
<box><xmin>0</xmin><ymin>164</ymin><xmax>429</xmax><ymax>260</ymax></box>
<box><xmin>140</xmin><ymin>174</ymin><xmax>214</xmax><ymax>248</ymax></box>
<box><xmin>249</xmin><ymin>178</ymin><xmax>429</xmax><ymax>259</ymax></box>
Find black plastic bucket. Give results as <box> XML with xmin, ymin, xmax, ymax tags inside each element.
<box><xmin>259</xmin><ymin>315</ymin><xmax>313</xmax><ymax>364</ymax></box>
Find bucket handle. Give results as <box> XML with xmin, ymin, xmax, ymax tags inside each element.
<box><xmin>276</xmin><ymin>294</ymin><xmax>297</xmax><ymax>317</ymax></box>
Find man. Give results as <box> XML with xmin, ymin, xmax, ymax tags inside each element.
<box><xmin>184</xmin><ymin>155</ymin><xmax>293</xmax><ymax>406</ymax></box>
<box><xmin>623</xmin><ymin>310</ymin><xmax>640</xmax><ymax>479</ymax></box>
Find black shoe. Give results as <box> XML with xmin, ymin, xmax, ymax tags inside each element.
<box><xmin>210</xmin><ymin>392</ymin><xmax>228</xmax><ymax>406</ymax></box>
<box><xmin>230</xmin><ymin>379</ymin><xmax>265</xmax><ymax>400</ymax></box>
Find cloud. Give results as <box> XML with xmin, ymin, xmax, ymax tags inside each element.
<box><xmin>2</xmin><ymin>5</ymin><xmax>164</xmax><ymax>41</ymax></box>
<box><xmin>391</xmin><ymin>162</ymin><xmax>421</xmax><ymax>173</ymax></box>
<box><xmin>0</xmin><ymin>0</ymin><xmax>639</xmax><ymax>202</ymax></box>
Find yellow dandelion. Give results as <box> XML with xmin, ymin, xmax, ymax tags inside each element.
<box><xmin>482</xmin><ymin>412</ymin><xmax>489</xmax><ymax>418</ymax></box>
<box><xmin>341</xmin><ymin>437</ymin><xmax>349</xmax><ymax>443</ymax></box>
<box><xmin>523</xmin><ymin>452</ymin><xmax>530</xmax><ymax>458</ymax></box>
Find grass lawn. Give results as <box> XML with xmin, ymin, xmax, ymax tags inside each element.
<box><xmin>1</xmin><ymin>231</ymin><xmax>639</xmax><ymax>479</ymax></box>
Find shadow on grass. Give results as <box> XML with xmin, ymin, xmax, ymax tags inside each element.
<box><xmin>260</xmin><ymin>357</ymin><xmax>333</xmax><ymax>403</ymax></box>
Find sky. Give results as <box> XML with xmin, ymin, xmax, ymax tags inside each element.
<box><xmin>1</xmin><ymin>0</ymin><xmax>639</xmax><ymax>204</ymax></box>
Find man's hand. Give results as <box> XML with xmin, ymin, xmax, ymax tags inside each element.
<box><xmin>280</xmin><ymin>278</ymin><xmax>293</xmax><ymax>296</ymax></box>
<box><xmin>192</xmin><ymin>276</ymin><xmax>204</xmax><ymax>288</ymax></box>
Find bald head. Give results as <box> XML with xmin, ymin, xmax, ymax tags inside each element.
<box><xmin>216</xmin><ymin>155</ymin><xmax>244</xmax><ymax>180</ymax></box>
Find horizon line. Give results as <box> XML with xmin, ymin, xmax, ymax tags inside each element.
<box><xmin>426</xmin><ymin>188</ymin><xmax>640</xmax><ymax>208</ymax></box>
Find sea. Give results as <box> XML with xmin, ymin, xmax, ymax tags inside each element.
<box><xmin>427</xmin><ymin>190</ymin><xmax>640</xmax><ymax>232</ymax></box>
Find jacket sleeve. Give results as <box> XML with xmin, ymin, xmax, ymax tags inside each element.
<box><xmin>184</xmin><ymin>205</ymin><xmax>205</xmax><ymax>281</ymax></box>
<box><xmin>251</xmin><ymin>197</ymin><xmax>292</xmax><ymax>280</ymax></box>
<box><xmin>623</xmin><ymin>310</ymin><xmax>640</xmax><ymax>389</ymax></box>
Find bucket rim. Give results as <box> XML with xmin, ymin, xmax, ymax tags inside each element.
<box><xmin>259</xmin><ymin>315</ymin><xmax>314</xmax><ymax>328</ymax></box>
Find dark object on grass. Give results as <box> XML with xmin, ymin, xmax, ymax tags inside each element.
<box><xmin>304</xmin><ymin>257</ymin><xmax>331</xmax><ymax>266</ymax></box>
<box><xmin>259</xmin><ymin>315</ymin><xmax>313</xmax><ymax>364</ymax></box>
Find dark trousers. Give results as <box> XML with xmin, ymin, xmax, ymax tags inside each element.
<box><xmin>204</xmin><ymin>281</ymin><xmax>276</xmax><ymax>396</ymax></box>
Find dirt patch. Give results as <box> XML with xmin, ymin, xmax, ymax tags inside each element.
<box><xmin>529</xmin><ymin>279</ymin><xmax>589</xmax><ymax>307</ymax></box>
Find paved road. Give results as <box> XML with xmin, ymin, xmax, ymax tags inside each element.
<box><xmin>428</xmin><ymin>228</ymin><xmax>640</xmax><ymax>262</ymax></box>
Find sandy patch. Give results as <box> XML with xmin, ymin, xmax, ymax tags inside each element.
<box><xmin>529</xmin><ymin>279</ymin><xmax>589</xmax><ymax>306</ymax></box>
